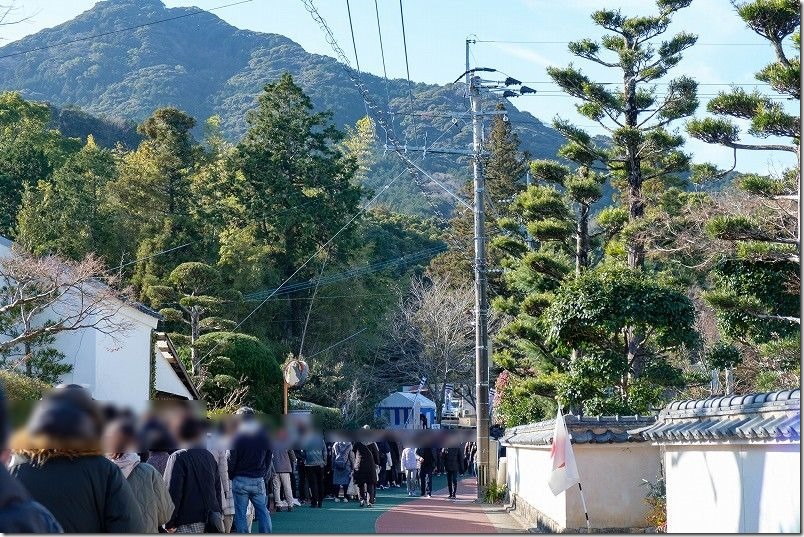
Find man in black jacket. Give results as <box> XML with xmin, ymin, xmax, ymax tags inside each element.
<box><xmin>164</xmin><ymin>415</ymin><xmax>221</xmax><ymax>533</ymax></box>
<box><xmin>0</xmin><ymin>384</ymin><xmax>63</xmax><ymax>533</ymax></box>
<box><xmin>228</xmin><ymin>408</ymin><xmax>272</xmax><ymax>533</ymax></box>
<box><xmin>415</xmin><ymin>446</ymin><xmax>437</xmax><ymax>497</ymax></box>
<box><xmin>442</xmin><ymin>445</ymin><xmax>466</xmax><ymax>498</ymax></box>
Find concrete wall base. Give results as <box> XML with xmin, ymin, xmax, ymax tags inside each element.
<box><xmin>506</xmin><ymin>493</ymin><xmax>657</xmax><ymax>534</ymax></box>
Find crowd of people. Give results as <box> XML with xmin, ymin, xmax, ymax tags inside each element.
<box><xmin>0</xmin><ymin>383</ymin><xmax>479</xmax><ymax>533</ymax></box>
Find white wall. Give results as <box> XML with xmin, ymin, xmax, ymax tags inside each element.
<box><xmin>506</xmin><ymin>443</ymin><xmax>660</xmax><ymax>530</ymax></box>
<box><xmin>0</xmin><ymin>237</ymin><xmax>158</xmax><ymax>410</ymax></box>
<box><xmin>665</xmin><ymin>443</ymin><xmax>801</xmax><ymax>533</ymax></box>
<box><xmin>154</xmin><ymin>351</ymin><xmax>193</xmax><ymax>400</ymax></box>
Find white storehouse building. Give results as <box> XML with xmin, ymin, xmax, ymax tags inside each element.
<box><xmin>0</xmin><ymin>236</ymin><xmax>198</xmax><ymax>407</ymax></box>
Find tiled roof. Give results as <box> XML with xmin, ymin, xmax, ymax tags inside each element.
<box><xmin>500</xmin><ymin>414</ymin><xmax>657</xmax><ymax>446</ymax></box>
<box><xmin>638</xmin><ymin>389</ymin><xmax>800</xmax><ymax>443</ymax></box>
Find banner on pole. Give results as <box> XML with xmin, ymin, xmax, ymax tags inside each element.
<box><xmin>444</xmin><ymin>383</ymin><xmax>454</xmax><ymax>414</ymax></box>
<box><xmin>548</xmin><ymin>405</ymin><xmax>580</xmax><ymax>495</ymax></box>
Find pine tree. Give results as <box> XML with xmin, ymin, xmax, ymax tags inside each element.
<box><xmin>428</xmin><ymin>103</ymin><xmax>529</xmax><ymax>286</ymax></box>
<box><xmin>685</xmin><ymin>0</ymin><xmax>800</xmax><ymax>392</ymax></box>
<box><xmin>546</xmin><ymin>0</ymin><xmax>698</xmax><ymax>377</ymax></box>
<box><xmin>235</xmin><ymin>73</ymin><xmax>362</xmax><ymax>340</ymax></box>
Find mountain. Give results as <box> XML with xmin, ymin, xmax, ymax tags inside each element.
<box><xmin>0</xmin><ymin>0</ymin><xmax>567</xmax><ymax>215</ymax></box>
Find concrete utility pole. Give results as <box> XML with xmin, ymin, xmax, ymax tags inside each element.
<box><xmin>383</xmin><ymin>38</ymin><xmax>533</xmax><ymax>501</ymax></box>
<box><xmin>470</xmin><ymin>71</ymin><xmax>491</xmax><ymax>502</ymax></box>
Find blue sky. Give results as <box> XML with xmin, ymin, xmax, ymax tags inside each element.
<box><xmin>1</xmin><ymin>0</ymin><xmax>798</xmax><ymax>174</ymax></box>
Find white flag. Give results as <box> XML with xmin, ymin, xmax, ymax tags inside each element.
<box><xmin>548</xmin><ymin>405</ymin><xmax>580</xmax><ymax>495</ymax></box>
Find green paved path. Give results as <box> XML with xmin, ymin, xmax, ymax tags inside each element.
<box><xmin>265</xmin><ymin>475</ymin><xmax>448</xmax><ymax>534</ymax></box>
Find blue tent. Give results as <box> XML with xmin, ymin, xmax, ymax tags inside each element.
<box><xmin>375</xmin><ymin>391</ymin><xmax>437</xmax><ymax>428</ymax></box>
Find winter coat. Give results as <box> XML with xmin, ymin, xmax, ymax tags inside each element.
<box><xmin>331</xmin><ymin>442</ymin><xmax>354</xmax><ymax>485</ymax></box>
<box><xmin>416</xmin><ymin>447</ymin><xmax>437</xmax><ymax>473</ymax></box>
<box><xmin>400</xmin><ymin>447</ymin><xmax>419</xmax><ymax>471</ymax></box>
<box><xmin>377</xmin><ymin>440</ymin><xmax>390</xmax><ymax>465</ymax></box>
<box><xmin>442</xmin><ymin>447</ymin><xmax>465</xmax><ymax>473</ymax></box>
<box><xmin>352</xmin><ymin>442</ymin><xmax>377</xmax><ymax>484</ymax></box>
<box><xmin>0</xmin><ymin>464</ymin><xmax>63</xmax><ymax>533</ymax></box>
<box><xmin>272</xmin><ymin>449</ymin><xmax>296</xmax><ymax>474</ymax></box>
<box><xmin>164</xmin><ymin>447</ymin><xmax>222</xmax><ymax>529</ymax></box>
<box><xmin>367</xmin><ymin>442</ymin><xmax>381</xmax><ymax>468</ymax></box>
<box><xmin>9</xmin><ymin>453</ymin><xmax>144</xmax><ymax>533</ymax></box>
<box><xmin>146</xmin><ymin>450</ymin><xmax>171</xmax><ymax>476</ymax></box>
<box><xmin>112</xmin><ymin>457</ymin><xmax>174</xmax><ymax>533</ymax></box>
<box><xmin>389</xmin><ymin>441</ymin><xmax>401</xmax><ymax>467</ymax></box>
<box><xmin>7</xmin><ymin>384</ymin><xmax>144</xmax><ymax>533</ymax></box>
<box><xmin>228</xmin><ymin>426</ymin><xmax>272</xmax><ymax>480</ymax></box>
<box><xmin>303</xmin><ymin>435</ymin><xmax>327</xmax><ymax>467</ymax></box>
<box><xmin>206</xmin><ymin>437</ymin><xmax>234</xmax><ymax>516</ymax></box>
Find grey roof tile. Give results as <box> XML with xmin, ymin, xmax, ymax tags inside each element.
<box><xmin>641</xmin><ymin>388</ymin><xmax>800</xmax><ymax>443</ymax></box>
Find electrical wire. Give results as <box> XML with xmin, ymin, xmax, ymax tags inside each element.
<box><xmin>194</xmin><ymin>160</ymin><xmax>411</xmax><ymax>365</ymax></box>
<box><xmin>475</xmin><ymin>39</ymin><xmax>785</xmax><ymax>46</ymax></box>
<box><xmin>344</xmin><ymin>0</ymin><xmax>361</xmax><ymax>73</ymax></box>
<box><xmin>243</xmin><ymin>244</ymin><xmax>447</xmax><ymax>301</ymax></box>
<box><xmin>298</xmin><ymin>251</ymin><xmax>328</xmax><ymax>357</ymax></box>
<box><xmin>373</xmin><ymin>0</ymin><xmax>395</xmax><ymax>140</ymax></box>
<box><xmin>0</xmin><ymin>0</ymin><xmax>253</xmax><ymax>61</ymax></box>
<box><xmin>398</xmin><ymin>0</ymin><xmax>417</xmax><ymax>141</ymax></box>
<box><xmin>301</xmin><ymin>0</ymin><xmax>468</xmax><ymax>218</ymax></box>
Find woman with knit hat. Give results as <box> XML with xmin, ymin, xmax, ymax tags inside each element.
<box><xmin>7</xmin><ymin>384</ymin><xmax>145</xmax><ymax>533</ymax></box>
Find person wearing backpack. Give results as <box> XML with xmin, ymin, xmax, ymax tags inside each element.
<box><xmin>331</xmin><ymin>441</ymin><xmax>354</xmax><ymax>502</ymax></box>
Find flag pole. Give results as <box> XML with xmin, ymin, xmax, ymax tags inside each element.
<box><xmin>577</xmin><ymin>482</ymin><xmax>591</xmax><ymax>532</ymax></box>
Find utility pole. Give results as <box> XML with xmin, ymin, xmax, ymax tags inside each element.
<box><xmin>470</xmin><ymin>71</ymin><xmax>491</xmax><ymax>502</ymax></box>
<box><xmin>383</xmin><ymin>38</ymin><xmax>533</xmax><ymax>500</ymax></box>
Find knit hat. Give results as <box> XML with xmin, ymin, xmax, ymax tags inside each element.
<box><xmin>26</xmin><ymin>384</ymin><xmax>103</xmax><ymax>443</ymax></box>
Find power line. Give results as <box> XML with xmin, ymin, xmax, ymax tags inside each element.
<box><xmin>398</xmin><ymin>0</ymin><xmax>417</xmax><ymax>141</ymax></box>
<box><xmin>372</xmin><ymin>0</ymin><xmax>395</xmax><ymax>139</ymax></box>
<box><xmin>244</xmin><ymin>244</ymin><xmax>447</xmax><ymax>301</ymax></box>
<box><xmin>517</xmin><ymin>81</ymin><xmax>774</xmax><ymax>87</ymax></box>
<box><xmin>0</xmin><ymin>0</ymin><xmax>253</xmax><ymax>61</ymax></box>
<box><xmin>302</xmin><ymin>0</ymin><xmax>467</xmax><ymax>217</ymax></box>
<box><xmin>344</xmin><ymin>0</ymin><xmax>361</xmax><ymax>72</ymax></box>
<box><xmin>475</xmin><ymin>39</ymin><xmax>786</xmax><ymax>46</ymax></box>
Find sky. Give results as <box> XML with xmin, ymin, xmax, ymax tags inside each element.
<box><xmin>0</xmin><ymin>0</ymin><xmax>798</xmax><ymax>174</ymax></box>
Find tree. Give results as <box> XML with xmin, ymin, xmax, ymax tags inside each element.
<box><xmin>145</xmin><ymin>262</ymin><xmax>241</xmax><ymax>375</ymax></box>
<box><xmin>684</xmin><ymin>0</ymin><xmax>800</xmax><ymax>392</ymax></box>
<box><xmin>16</xmin><ymin>136</ymin><xmax>120</xmax><ymax>262</ymax></box>
<box><xmin>0</xmin><ymin>92</ymin><xmax>78</xmax><ymax>235</ymax></box>
<box><xmin>107</xmin><ymin>107</ymin><xmax>205</xmax><ymax>290</ymax></box>
<box><xmin>429</xmin><ymin>103</ymin><xmax>529</xmax><ymax>286</ymax></box>
<box><xmin>546</xmin><ymin>0</ymin><xmax>699</xmax><ymax>375</ymax></box>
<box><xmin>193</xmin><ymin>331</ymin><xmax>283</xmax><ymax>414</ymax></box>
<box><xmin>544</xmin><ymin>265</ymin><xmax>696</xmax><ymax>414</ymax></box>
<box><xmin>341</xmin><ymin>115</ymin><xmax>377</xmax><ymax>185</ymax></box>
<box><xmin>0</xmin><ymin>247</ymin><xmax>132</xmax><ymax>382</ymax></box>
<box><xmin>234</xmin><ymin>73</ymin><xmax>362</xmax><ymax>340</ymax></box>
<box><xmin>380</xmin><ymin>275</ymin><xmax>476</xmax><ymax>422</ymax></box>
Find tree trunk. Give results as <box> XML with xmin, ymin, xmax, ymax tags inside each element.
<box><xmin>571</xmin><ymin>203</ymin><xmax>591</xmax><ymax>363</ymax></box>
<box><xmin>623</xmin><ymin>71</ymin><xmax>647</xmax><ymax>380</ymax></box>
<box><xmin>190</xmin><ymin>306</ymin><xmax>200</xmax><ymax>375</ymax></box>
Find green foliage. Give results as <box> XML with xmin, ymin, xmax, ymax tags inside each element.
<box><xmin>194</xmin><ymin>332</ymin><xmax>283</xmax><ymax>414</ymax></box>
<box><xmin>484</xmin><ymin>480</ymin><xmax>507</xmax><ymax>504</ymax></box>
<box><xmin>705</xmin><ymin>258</ymin><xmax>799</xmax><ymax>344</ymax></box>
<box><xmin>16</xmin><ymin>136</ymin><xmax>121</xmax><ymax>262</ymax></box>
<box><xmin>705</xmin><ymin>343</ymin><xmax>742</xmax><ymax>370</ymax></box>
<box><xmin>0</xmin><ymin>370</ymin><xmax>50</xmax><ymax>400</ymax></box>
